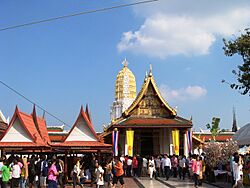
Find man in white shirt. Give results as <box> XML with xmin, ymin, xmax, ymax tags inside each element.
<box><xmin>126</xmin><ymin>157</ymin><xmax>132</xmax><ymax>177</ymax></box>
<box><xmin>163</xmin><ymin>155</ymin><xmax>171</xmax><ymax>180</ymax></box>
<box><xmin>95</xmin><ymin>162</ymin><xmax>104</xmax><ymax>188</ymax></box>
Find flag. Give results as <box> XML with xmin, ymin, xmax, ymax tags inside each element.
<box><xmin>112</xmin><ymin>130</ymin><xmax>119</xmax><ymax>156</ymax></box>
<box><xmin>186</xmin><ymin>130</ymin><xmax>193</xmax><ymax>154</ymax></box>
<box><xmin>126</xmin><ymin>130</ymin><xmax>134</xmax><ymax>157</ymax></box>
<box><xmin>172</xmin><ymin>130</ymin><xmax>179</xmax><ymax>155</ymax></box>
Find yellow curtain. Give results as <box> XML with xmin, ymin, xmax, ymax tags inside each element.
<box><xmin>172</xmin><ymin>130</ymin><xmax>179</xmax><ymax>155</ymax></box>
<box><xmin>126</xmin><ymin>130</ymin><xmax>134</xmax><ymax>157</ymax></box>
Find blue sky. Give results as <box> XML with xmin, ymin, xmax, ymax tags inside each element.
<box><xmin>0</xmin><ymin>0</ymin><xmax>249</xmax><ymax>132</ymax></box>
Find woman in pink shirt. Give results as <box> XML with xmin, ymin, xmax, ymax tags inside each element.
<box><xmin>192</xmin><ymin>155</ymin><xmax>202</xmax><ymax>188</ymax></box>
<box><xmin>48</xmin><ymin>159</ymin><xmax>59</xmax><ymax>188</ymax></box>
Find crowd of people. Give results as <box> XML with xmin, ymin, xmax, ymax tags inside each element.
<box><xmin>115</xmin><ymin>154</ymin><xmax>206</xmax><ymax>187</ymax></box>
<box><xmin>0</xmin><ymin>154</ymin><xmax>127</xmax><ymax>188</ymax></box>
<box><xmin>0</xmin><ymin>152</ymin><xmax>249</xmax><ymax>188</ymax></box>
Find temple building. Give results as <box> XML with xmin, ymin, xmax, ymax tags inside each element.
<box><xmin>102</xmin><ymin>61</ymin><xmax>193</xmax><ymax>156</ymax></box>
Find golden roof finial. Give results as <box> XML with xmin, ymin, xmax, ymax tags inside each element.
<box><xmin>122</xmin><ymin>58</ymin><xmax>128</xmax><ymax>67</ymax></box>
<box><xmin>149</xmin><ymin>64</ymin><xmax>152</xmax><ymax>76</ymax></box>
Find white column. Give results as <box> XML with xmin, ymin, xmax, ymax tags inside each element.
<box><xmin>125</xmin><ymin>130</ymin><xmax>128</xmax><ymax>156</ymax></box>
<box><xmin>169</xmin><ymin>129</ymin><xmax>173</xmax><ymax>155</ymax></box>
<box><xmin>184</xmin><ymin>132</ymin><xmax>188</xmax><ymax>157</ymax></box>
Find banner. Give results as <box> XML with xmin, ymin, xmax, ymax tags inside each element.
<box><xmin>172</xmin><ymin>130</ymin><xmax>179</xmax><ymax>155</ymax></box>
<box><xmin>126</xmin><ymin>130</ymin><xmax>134</xmax><ymax>157</ymax></box>
<box><xmin>112</xmin><ymin>130</ymin><xmax>119</xmax><ymax>156</ymax></box>
<box><xmin>186</xmin><ymin>130</ymin><xmax>193</xmax><ymax>154</ymax></box>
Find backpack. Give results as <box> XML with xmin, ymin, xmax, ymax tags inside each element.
<box><xmin>42</xmin><ymin>160</ymin><xmax>48</xmax><ymax>177</ymax></box>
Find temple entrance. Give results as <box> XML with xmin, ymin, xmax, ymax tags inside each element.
<box><xmin>140</xmin><ymin>131</ymin><xmax>153</xmax><ymax>156</ymax></box>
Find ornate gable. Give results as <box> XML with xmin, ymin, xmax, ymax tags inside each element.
<box><xmin>123</xmin><ymin>71</ymin><xmax>176</xmax><ymax>118</ymax></box>
<box><xmin>0</xmin><ymin>106</ymin><xmax>45</xmax><ymax>145</ymax></box>
<box><xmin>64</xmin><ymin>106</ymin><xmax>99</xmax><ymax>142</ymax></box>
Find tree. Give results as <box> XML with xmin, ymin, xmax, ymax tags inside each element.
<box><xmin>204</xmin><ymin>140</ymin><xmax>238</xmax><ymax>168</ymax></box>
<box><xmin>223</xmin><ymin>28</ymin><xmax>250</xmax><ymax>95</ymax></box>
<box><xmin>206</xmin><ymin>117</ymin><xmax>221</xmax><ymax>140</ymax></box>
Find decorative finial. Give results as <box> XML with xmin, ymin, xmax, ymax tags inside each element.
<box><xmin>122</xmin><ymin>58</ymin><xmax>128</xmax><ymax>67</ymax></box>
<box><xmin>149</xmin><ymin>64</ymin><xmax>152</xmax><ymax>76</ymax></box>
<box><xmin>144</xmin><ymin>71</ymin><xmax>148</xmax><ymax>82</ymax></box>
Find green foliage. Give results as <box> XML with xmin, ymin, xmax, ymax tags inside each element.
<box><xmin>206</xmin><ymin>117</ymin><xmax>221</xmax><ymax>140</ymax></box>
<box><xmin>223</xmin><ymin>28</ymin><xmax>250</xmax><ymax>95</ymax></box>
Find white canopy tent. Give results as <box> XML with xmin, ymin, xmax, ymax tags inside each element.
<box><xmin>233</xmin><ymin>123</ymin><xmax>250</xmax><ymax>145</ymax></box>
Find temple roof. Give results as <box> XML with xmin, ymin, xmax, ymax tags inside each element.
<box><xmin>53</xmin><ymin>141</ymin><xmax>111</xmax><ymax>148</ymax></box>
<box><xmin>123</xmin><ymin>71</ymin><xmax>176</xmax><ymax>117</ymax></box>
<box><xmin>0</xmin><ymin>106</ymin><xmax>47</xmax><ymax>147</ymax></box>
<box><xmin>63</xmin><ymin>106</ymin><xmax>99</xmax><ymax>142</ymax></box>
<box><xmin>85</xmin><ymin>104</ymin><xmax>92</xmax><ymax>123</ymax></box>
<box><xmin>32</xmin><ymin>105</ymin><xmax>51</xmax><ymax>145</ymax></box>
<box><xmin>112</xmin><ymin>116</ymin><xmax>192</xmax><ymax>128</ymax></box>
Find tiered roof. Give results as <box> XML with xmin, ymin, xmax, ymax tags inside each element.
<box><xmin>0</xmin><ymin>106</ymin><xmax>47</xmax><ymax>148</ymax></box>
<box><xmin>32</xmin><ymin>106</ymin><xmax>51</xmax><ymax>145</ymax></box>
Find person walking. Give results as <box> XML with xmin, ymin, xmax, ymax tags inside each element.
<box><xmin>20</xmin><ymin>157</ymin><xmax>28</xmax><ymax>188</ymax></box>
<box><xmin>95</xmin><ymin>162</ymin><xmax>104</xmax><ymax>188</ymax></box>
<box><xmin>56</xmin><ymin>159</ymin><xmax>65</xmax><ymax>188</ymax></box>
<box><xmin>40</xmin><ymin>155</ymin><xmax>48</xmax><ymax>188</ymax></box>
<box><xmin>171</xmin><ymin>155</ymin><xmax>178</xmax><ymax>178</ymax></box>
<box><xmin>155</xmin><ymin>156</ymin><xmax>161</xmax><ymax>178</ymax></box>
<box><xmin>112</xmin><ymin>157</ymin><xmax>124</xmax><ymax>188</ymax></box>
<box><xmin>73</xmin><ymin>160</ymin><xmax>83</xmax><ymax>188</ymax></box>
<box><xmin>132</xmin><ymin>156</ymin><xmax>138</xmax><ymax>177</ymax></box>
<box><xmin>12</xmin><ymin>159</ymin><xmax>21</xmax><ymax>188</ymax></box>
<box><xmin>1</xmin><ymin>160</ymin><xmax>10</xmax><ymax>188</ymax></box>
<box><xmin>0</xmin><ymin>158</ymin><xmax>3</xmax><ymax>188</ymax></box>
<box><xmin>192</xmin><ymin>155</ymin><xmax>202</xmax><ymax>188</ymax></box>
<box><xmin>148</xmin><ymin>156</ymin><xmax>155</xmax><ymax>180</ymax></box>
<box><xmin>163</xmin><ymin>155</ymin><xmax>171</xmax><ymax>181</ymax></box>
<box><xmin>48</xmin><ymin>158</ymin><xmax>59</xmax><ymax>188</ymax></box>
<box><xmin>104</xmin><ymin>159</ymin><xmax>112</xmax><ymax>187</ymax></box>
<box><xmin>232</xmin><ymin>154</ymin><xmax>244</xmax><ymax>188</ymax></box>
<box><xmin>142</xmin><ymin>157</ymin><xmax>148</xmax><ymax>177</ymax></box>
<box><xmin>126</xmin><ymin>157</ymin><xmax>132</xmax><ymax>177</ymax></box>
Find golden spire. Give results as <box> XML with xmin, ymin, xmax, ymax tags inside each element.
<box><xmin>115</xmin><ymin>58</ymin><xmax>136</xmax><ymax>100</ymax></box>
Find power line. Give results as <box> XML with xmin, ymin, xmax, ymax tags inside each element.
<box><xmin>0</xmin><ymin>0</ymin><xmax>159</xmax><ymax>32</ymax></box>
<box><xmin>0</xmin><ymin>80</ymin><xmax>70</xmax><ymax>127</ymax></box>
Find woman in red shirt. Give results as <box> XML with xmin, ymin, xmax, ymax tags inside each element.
<box><xmin>132</xmin><ymin>156</ymin><xmax>138</xmax><ymax>177</ymax></box>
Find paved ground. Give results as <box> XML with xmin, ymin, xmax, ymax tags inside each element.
<box><xmin>135</xmin><ymin>177</ymin><xmax>168</xmax><ymax>188</ymax></box>
<box><xmin>65</xmin><ymin>177</ymin><xmax>141</xmax><ymax>187</ymax></box>
<box><xmin>157</xmin><ymin>177</ymin><xmax>218</xmax><ymax>188</ymax></box>
<box><xmin>64</xmin><ymin>177</ymin><xmax>250</xmax><ymax>188</ymax></box>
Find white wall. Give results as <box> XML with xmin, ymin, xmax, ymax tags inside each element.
<box><xmin>1</xmin><ymin>117</ymin><xmax>33</xmax><ymax>142</ymax></box>
<box><xmin>66</xmin><ymin>116</ymin><xmax>98</xmax><ymax>142</ymax></box>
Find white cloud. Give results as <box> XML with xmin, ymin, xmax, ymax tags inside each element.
<box><xmin>159</xmin><ymin>85</ymin><xmax>207</xmax><ymax>102</ymax></box>
<box><xmin>118</xmin><ymin>1</ymin><xmax>250</xmax><ymax>58</ymax></box>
